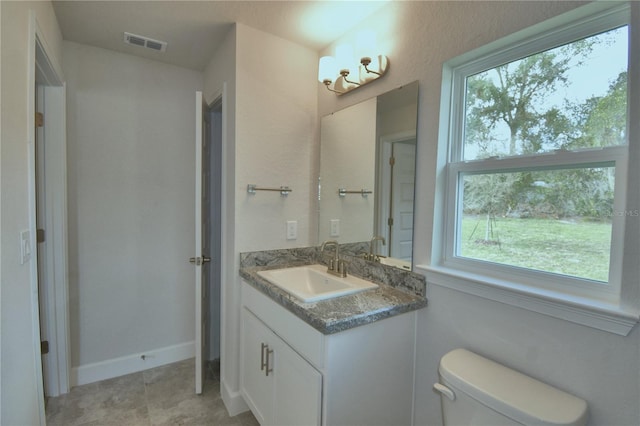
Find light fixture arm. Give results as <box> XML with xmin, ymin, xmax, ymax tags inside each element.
<box><xmin>322</xmin><ymin>79</ymin><xmax>344</xmax><ymax>94</ymax></box>
<box><xmin>361</xmin><ymin>57</ymin><xmax>382</xmax><ymax>76</ymax></box>
<box><xmin>340</xmin><ymin>70</ymin><xmax>361</xmax><ymax>86</ymax></box>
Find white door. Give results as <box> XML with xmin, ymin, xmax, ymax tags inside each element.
<box><xmin>241</xmin><ymin>309</ymin><xmax>274</xmax><ymax>425</ymax></box>
<box><xmin>272</xmin><ymin>337</ymin><xmax>322</xmax><ymax>426</ymax></box>
<box><xmin>390</xmin><ymin>141</ymin><xmax>415</xmax><ymax>261</ymax></box>
<box><xmin>194</xmin><ymin>91</ymin><xmax>209</xmax><ymax>394</ymax></box>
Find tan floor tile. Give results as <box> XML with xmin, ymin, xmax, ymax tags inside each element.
<box><xmin>46</xmin><ymin>359</ymin><xmax>257</xmax><ymax>426</ymax></box>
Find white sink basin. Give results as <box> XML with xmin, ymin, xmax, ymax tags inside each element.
<box><xmin>257</xmin><ymin>264</ymin><xmax>378</xmax><ymax>303</ymax></box>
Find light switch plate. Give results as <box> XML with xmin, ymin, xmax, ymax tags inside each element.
<box><xmin>286</xmin><ymin>220</ymin><xmax>297</xmax><ymax>240</ymax></box>
<box><xmin>330</xmin><ymin>219</ymin><xmax>340</xmax><ymax>237</ymax></box>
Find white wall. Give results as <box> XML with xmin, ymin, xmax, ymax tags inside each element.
<box><xmin>378</xmin><ymin>101</ymin><xmax>417</xmax><ymax>139</ymax></box>
<box><xmin>63</xmin><ymin>41</ymin><xmax>203</xmax><ymax>374</ymax></box>
<box><xmin>203</xmin><ymin>24</ymin><xmax>241</xmax><ymax>412</ymax></box>
<box><xmin>0</xmin><ymin>0</ymin><xmax>63</xmax><ymax>423</ymax></box>
<box><xmin>203</xmin><ymin>22</ymin><xmax>318</xmax><ymax>415</ymax></box>
<box><xmin>1</xmin><ymin>2</ymin><xmax>4</xmax><ymax>420</ymax></box>
<box><xmin>235</xmin><ymin>24</ymin><xmax>318</xmax><ymax>252</ymax></box>
<box><xmin>318</xmin><ymin>1</ymin><xmax>639</xmax><ymax>425</ymax></box>
<box><xmin>1</xmin><ymin>1</ymin><xmax>3</xmax><ymax>419</ymax></box>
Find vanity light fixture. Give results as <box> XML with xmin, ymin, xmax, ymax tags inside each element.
<box><xmin>318</xmin><ymin>32</ymin><xmax>389</xmax><ymax>95</ymax></box>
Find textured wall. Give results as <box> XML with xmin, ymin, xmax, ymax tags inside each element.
<box><xmin>235</xmin><ymin>24</ymin><xmax>318</xmax><ymax>252</ymax></box>
<box><xmin>64</xmin><ymin>41</ymin><xmax>203</xmax><ymax>367</ymax></box>
<box><xmin>203</xmin><ymin>22</ymin><xmax>318</xmax><ymax>413</ymax></box>
<box><xmin>1</xmin><ymin>1</ymin><xmax>63</xmax><ymax>423</ymax></box>
<box><xmin>318</xmin><ymin>2</ymin><xmax>639</xmax><ymax>425</ymax></box>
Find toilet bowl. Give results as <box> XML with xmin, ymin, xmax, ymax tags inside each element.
<box><xmin>434</xmin><ymin>349</ymin><xmax>588</xmax><ymax>426</ymax></box>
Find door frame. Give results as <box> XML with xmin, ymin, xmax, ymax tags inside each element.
<box><xmin>28</xmin><ymin>10</ymin><xmax>70</xmax><ymax>409</ymax></box>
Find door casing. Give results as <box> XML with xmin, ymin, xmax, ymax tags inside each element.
<box><xmin>28</xmin><ymin>9</ymin><xmax>70</xmax><ymax>421</ymax></box>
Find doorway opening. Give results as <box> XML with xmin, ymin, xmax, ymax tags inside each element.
<box><xmin>195</xmin><ymin>92</ymin><xmax>223</xmax><ymax>393</ymax></box>
<box><xmin>205</xmin><ymin>98</ymin><xmax>223</xmax><ymax>380</ymax></box>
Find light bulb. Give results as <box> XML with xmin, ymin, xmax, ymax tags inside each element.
<box><xmin>318</xmin><ymin>56</ymin><xmax>336</xmax><ymax>83</ymax></box>
<box><xmin>357</xmin><ymin>30</ymin><xmax>377</xmax><ymax>63</ymax></box>
<box><xmin>336</xmin><ymin>44</ymin><xmax>355</xmax><ymax>74</ymax></box>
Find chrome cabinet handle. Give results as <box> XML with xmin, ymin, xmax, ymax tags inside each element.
<box><xmin>260</xmin><ymin>343</ymin><xmax>274</xmax><ymax>376</ymax></box>
<box><xmin>261</xmin><ymin>343</ymin><xmax>267</xmax><ymax>371</ymax></box>
<box><xmin>202</xmin><ymin>256</ymin><xmax>211</xmax><ymax>263</ymax></box>
<box><xmin>265</xmin><ymin>346</ymin><xmax>274</xmax><ymax>377</ymax></box>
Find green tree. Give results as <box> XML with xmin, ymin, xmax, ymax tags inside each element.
<box><xmin>569</xmin><ymin>71</ymin><xmax>627</xmax><ymax>150</ymax></box>
<box><xmin>464</xmin><ymin>42</ymin><xmax>593</xmax><ymax>158</ymax></box>
<box><xmin>462</xmin><ymin>34</ymin><xmax>626</xmax><ymax>238</ymax></box>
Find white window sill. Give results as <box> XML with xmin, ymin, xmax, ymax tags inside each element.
<box><xmin>415</xmin><ymin>264</ymin><xmax>639</xmax><ymax>336</ymax></box>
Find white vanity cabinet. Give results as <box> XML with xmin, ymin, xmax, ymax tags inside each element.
<box><xmin>242</xmin><ymin>308</ymin><xmax>322</xmax><ymax>426</ymax></box>
<box><xmin>240</xmin><ymin>279</ymin><xmax>417</xmax><ymax>426</ymax></box>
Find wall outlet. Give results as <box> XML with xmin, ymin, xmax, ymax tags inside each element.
<box><xmin>330</xmin><ymin>219</ymin><xmax>340</xmax><ymax>237</ymax></box>
<box><xmin>286</xmin><ymin>220</ymin><xmax>298</xmax><ymax>240</ymax></box>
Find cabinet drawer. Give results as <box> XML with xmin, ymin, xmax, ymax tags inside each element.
<box><xmin>242</xmin><ymin>280</ymin><xmax>325</xmax><ymax>369</ymax></box>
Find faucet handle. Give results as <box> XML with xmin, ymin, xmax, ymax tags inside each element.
<box><xmin>337</xmin><ymin>259</ymin><xmax>348</xmax><ymax>277</ymax></box>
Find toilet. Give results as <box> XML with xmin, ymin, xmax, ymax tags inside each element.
<box><xmin>434</xmin><ymin>349</ymin><xmax>588</xmax><ymax>426</ymax></box>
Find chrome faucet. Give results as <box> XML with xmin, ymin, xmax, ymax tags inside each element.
<box><xmin>320</xmin><ymin>240</ymin><xmax>347</xmax><ymax>277</ymax></box>
<box><xmin>366</xmin><ymin>236</ymin><xmax>386</xmax><ymax>262</ymax></box>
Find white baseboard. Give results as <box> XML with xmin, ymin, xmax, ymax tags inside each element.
<box><xmin>221</xmin><ymin>378</ymin><xmax>250</xmax><ymax>417</ymax></box>
<box><xmin>71</xmin><ymin>341</ymin><xmax>195</xmax><ymax>387</ymax></box>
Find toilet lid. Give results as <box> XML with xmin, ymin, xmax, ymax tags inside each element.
<box><xmin>439</xmin><ymin>349</ymin><xmax>588</xmax><ymax>426</ymax></box>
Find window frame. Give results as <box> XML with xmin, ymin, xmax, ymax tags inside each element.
<box><xmin>425</xmin><ymin>1</ymin><xmax>640</xmax><ymax>335</ymax></box>
<box><xmin>445</xmin><ymin>148</ymin><xmax>627</xmax><ymax>304</ymax></box>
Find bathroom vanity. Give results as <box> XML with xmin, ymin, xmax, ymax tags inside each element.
<box><xmin>239</xmin><ymin>248</ymin><xmax>427</xmax><ymax>426</ymax></box>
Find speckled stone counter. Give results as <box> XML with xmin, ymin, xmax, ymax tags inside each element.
<box><xmin>239</xmin><ymin>246</ymin><xmax>427</xmax><ymax>335</ymax></box>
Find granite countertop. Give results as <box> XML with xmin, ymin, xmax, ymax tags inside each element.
<box><xmin>239</xmin><ymin>247</ymin><xmax>427</xmax><ymax>335</ymax></box>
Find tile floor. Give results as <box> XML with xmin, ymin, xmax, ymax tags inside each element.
<box><xmin>46</xmin><ymin>358</ymin><xmax>259</xmax><ymax>426</ymax></box>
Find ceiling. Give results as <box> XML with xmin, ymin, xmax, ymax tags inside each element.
<box><xmin>52</xmin><ymin>1</ymin><xmax>390</xmax><ymax>71</ymax></box>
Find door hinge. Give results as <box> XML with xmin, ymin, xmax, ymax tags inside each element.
<box><xmin>36</xmin><ymin>229</ymin><xmax>45</xmax><ymax>243</ymax></box>
<box><xmin>41</xmin><ymin>340</ymin><xmax>49</xmax><ymax>354</ymax></box>
<box><xmin>35</xmin><ymin>112</ymin><xmax>44</xmax><ymax>128</ymax></box>
<box><xmin>388</xmin><ymin>217</ymin><xmax>394</xmax><ymax>226</ymax></box>
<box><xmin>389</xmin><ymin>156</ymin><xmax>395</xmax><ymax>166</ymax></box>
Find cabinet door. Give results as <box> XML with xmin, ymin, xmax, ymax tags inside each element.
<box><xmin>241</xmin><ymin>309</ymin><xmax>274</xmax><ymax>425</ymax></box>
<box><xmin>272</xmin><ymin>338</ymin><xmax>322</xmax><ymax>426</ymax></box>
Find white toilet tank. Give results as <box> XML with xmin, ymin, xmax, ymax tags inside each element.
<box><xmin>435</xmin><ymin>349</ymin><xmax>588</xmax><ymax>426</ymax></box>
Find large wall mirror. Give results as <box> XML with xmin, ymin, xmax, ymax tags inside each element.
<box><xmin>318</xmin><ymin>81</ymin><xmax>419</xmax><ymax>270</ymax></box>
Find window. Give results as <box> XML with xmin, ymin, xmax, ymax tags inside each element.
<box><xmin>430</xmin><ymin>3</ymin><xmax>639</xmax><ymax>334</ymax></box>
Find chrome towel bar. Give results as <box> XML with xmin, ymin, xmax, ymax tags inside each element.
<box><xmin>247</xmin><ymin>184</ymin><xmax>292</xmax><ymax>196</ymax></box>
<box><xmin>338</xmin><ymin>188</ymin><xmax>371</xmax><ymax>197</ymax></box>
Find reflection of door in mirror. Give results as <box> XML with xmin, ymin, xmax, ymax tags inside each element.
<box><xmin>374</xmin><ymin>82</ymin><xmax>418</xmax><ymax>268</ymax></box>
<box><xmin>378</xmin><ymin>135</ymin><xmax>415</xmax><ymax>262</ymax></box>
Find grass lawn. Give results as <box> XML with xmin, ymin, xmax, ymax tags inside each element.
<box><xmin>460</xmin><ymin>216</ymin><xmax>611</xmax><ymax>282</ymax></box>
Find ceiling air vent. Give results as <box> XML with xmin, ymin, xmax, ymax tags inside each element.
<box><xmin>124</xmin><ymin>32</ymin><xmax>167</xmax><ymax>53</ymax></box>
